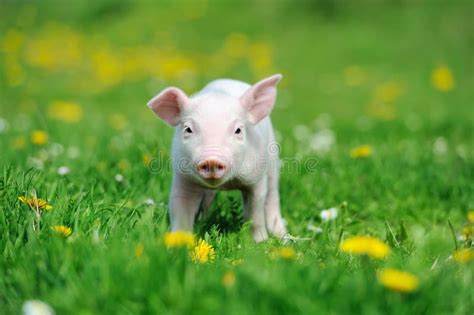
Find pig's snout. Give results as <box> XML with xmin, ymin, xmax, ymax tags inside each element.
<box><xmin>197</xmin><ymin>159</ymin><xmax>227</xmax><ymax>180</ymax></box>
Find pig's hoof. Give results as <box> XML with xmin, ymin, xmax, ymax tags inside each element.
<box><xmin>272</xmin><ymin>225</ymin><xmax>288</xmax><ymax>239</ymax></box>
<box><xmin>267</xmin><ymin>217</ymin><xmax>288</xmax><ymax>238</ymax></box>
<box><xmin>252</xmin><ymin>228</ymin><xmax>269</xmax><ymax>243</ymax></box>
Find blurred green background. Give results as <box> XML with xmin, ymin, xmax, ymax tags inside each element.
<box><xmin>0</xmin><ymin>1</ymin><xmax>473</xmax><ymax>314</ymax></box>
<box><xmin>1</xmin><ymin>0</ymin><xmax>472</xmax><ymax>125</ymax></box>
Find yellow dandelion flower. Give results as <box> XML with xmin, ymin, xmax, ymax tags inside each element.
<box><xmin>91</xmin><ymin>48</ymin><xmax>124</xmax><ymax>87</ymax></box>
<box><xmin>467</xmin><ymin>211</ymin><xmax>474</xmax><ymax>223</ymax></box>
<box><xmin>270</xmin><ymin>247</ymin><xmax>297</xmax><ymax>260</ymax></box>
<box><xmin>4</xmin><ymin>55</ymin><xmax>24</xmax><ymax>86</ymax></box>
<box><xmin>51</xmin><ymin>225</ymin><xmax>72</xmax><ymax>237</ymax></box>
<box><xmin>11</xmin><ymin>136</ymin><xmax>26</xmax><ymax>149</ymax></box>
<box><xmin>181</xmin><ymin>0</ymin><xmax>208</xmax><ymax>20</ymax></box>
<box><xmin>463</xmin><ymin>226</ymin><xmax>472</xmax><ymax>237</ymax></box>
<box><xmin>134</xmin><ymin>243</ymin><xmax>145</xmax><ymax>257</ymax></box>
<box><xmin>340</xmin><ymin>235</ymin><xmax>390</xmax><ymax>259</ymax></box>
<box><xmin>118</xmin><ymin>159</ymin><xmax>130</xmax><ymax>171</ymax></box>
<box><xmin>374</xmin><ymin>82</ymin><xmax>402</xmax><ymax>104</ymax></box>
<box><xmin>96</xmin><ymin>161</ymin><xmax>108</xmax><ymax>172</ymax></box>
<box><xmin>367</xmin><ymin>82</ymin><xmax>402</xmax><ymax>120</ymax></box>
<box><xmin>431</xmin><ymin>66</ymin><xmax>454</xmax><ymax>92</ymax></box>
<box><xmin>19</xmin><ymin>196</ymin><xmax>53</xmax><ymax>210</ymax></box>
<box><xmin>160</xmin><ymin>54</ymin><xmax>197</xmax><ymax>80</ymax></box>
<box><xmin>343</xmin><ymin>65</ymin><xmax>367</xmax><ymax>87</ymax></box>
<box><xmin>350</xmin><ymin>145</ymin><xmax>373</xmax><ymax>158</ymax></box>
<box><xmin>109</xmin><ymin>114</ymin><xmax>128</xmax><ymax>130</ymax></box>
<box><xmin>48</xmin><ymin>101</ymin><xmax>83</xmax><ymax>123</ymax></box>
<box><xmin>222</xmin><ymin>271</ymin><xmax>236</xmax><ymax>287</ymax></box>
<box><xmin>224</xmin><ymin>33</ymin><xmax>249</xmax><ymax>58</ymax></box>
<box><xmin>164</xmin><ymin>231</ymin><xmax>195</xmax><ymax>248</ymax></box>
<box><xmin>31</xmin><ymin>130</ymin><xmax>48</xmax><ymax>145</ymax></box>
<box><xmin>377</xmin><ymin>268</ymin><xmax>419</xmax><ymax>293</ymax></box>
<box><xmin>191</xmin><ymin>239</ymin><xmax>215</xmax><ymax>264</ymax></box>
<box><xmin>25</xmin><ymin>23</ymin><xmax>82</xmax><ymax>72</ymax></box>
<box><xmin>453</xmin><ymin>249</ymin><xmax>473</xmax><ymax>264</ymax></box>
<box><xmin>142</xmin><ymin>153</ymin><xmax>152</xmax><ymax>167</ymax></box>
<box><xmin>248</xmin><ymin>41</ymin><xmax>273</xmax><ymax>78</ymax></box>
<box><xmin>367</xmin><ymin>103</ymin><xmax>397</xmax><ymax>121</ymax></box>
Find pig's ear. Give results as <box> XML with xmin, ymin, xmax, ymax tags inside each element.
<box><xmin>147</xmin><ymin>87</ymin><xmax>189</xmax><ymax>126</ymax></box>
<box><xmin>240</xmin><ymin>74</ymin><xmax>283</xmax><ymax>124</ymax></box>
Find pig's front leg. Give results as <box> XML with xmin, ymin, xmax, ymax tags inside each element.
<box><xmin>242</xmin><ymin>178</ymin><xmax>269</xmax><ymax>242</ymax></box>
<box><xmin>169</xmin><ymin>175</ymin><xmax>203</xmax><ymax>232</ymax></box>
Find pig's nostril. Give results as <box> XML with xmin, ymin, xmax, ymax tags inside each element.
<box><xmin>198</xmin><ymin>163</ymin><xmax>209</xmax><ymax>172</ymax></box>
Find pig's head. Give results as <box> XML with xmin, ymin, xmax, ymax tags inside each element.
<box><xmin>148</xmin><ymin>74</ymin><xmax>282</xmax><ymax>187</ymax></box>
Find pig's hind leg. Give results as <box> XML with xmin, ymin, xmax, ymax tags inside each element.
<box><xmin>264</xmin><ymin>159</ymin><xmax>287</xmax><ymax>238</ymax></box>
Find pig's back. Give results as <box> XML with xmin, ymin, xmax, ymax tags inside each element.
<box><xmin>199</xmin><ymin>79</ymin><xmax>251</xmax><ymax>98</ymax></box>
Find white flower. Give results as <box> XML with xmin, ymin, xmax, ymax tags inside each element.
<box><xmin>38</xmin><ymin>150</ymin><xmax>50</xmax><ymax>161</ymax></box>
<box><xmin>0</xmin><ymin>117</ymin><xmax>9</xmax><ymax>133</ymax></box>
<box><xmin>455</xmin><ymin>144</ymin><xmax>467</xmax><ymax>159</ymax></box>
<box><xmin>307</xmin><ymin>224</ymin><xmax>323</xmax><ymax>234</ymax></box>
<box><xmin>57</xmin><ymin>166</ymin><xmax>70</xmax><ymax>176</ymax></box>
<box><xmin>22</xmin><ymin>300</ymin><xmax>55</xmax><ymax>315</ymax></box>
<box><xmin>67</xmin><ymin>146</ymin><xmax>80</xmax><ymax>159</ymax></box>
<box><xmin>313</xmin><ymin>113</ymin><xmax>332</xmax><ymax>129</ymax></box>
<box><xmin>144</xmin><ymin>198</ymin><xmax>155</xmax><ymax>206</ymax></box>
<box><xmin>310</xmin><ymin>129</ymin><xmax>335</xmax><ymax>153</ymax></box>
<box><xmin>115</xmin><ymin>174</ymin><xmax>124</xmax><ymax>182</ymax></box>
<box><xmin>48</xmin><ymin>143</ymin><xmax>64</xmax><ymax>157</ymax></box>
<box><xmin>433</xmin><ymin>137</ymin><xmax>448</xmax><ymax>156</ymax></box>
<box><xmin>292</xmin><ymin>124</ymin><xmax>311</xmax><ymax>141</ymax></box>
<box><xmin>320</xmin><ymin>207</ymin><xmax>338</xmax><ymax>221</ymax></box>
<box><xmin>282</xmin><ymin>234</ymin><xmax>311</xmax><ymax>243</ymax></box>
<box><xmin>91</xmin><ymin>228</ymin><xmax>100</xmax><ymax>244</ymax></box>
<box><xmin>27</xmin><ymin>157</ymin><xmax>44</xmax><ymax>170</ymax></box>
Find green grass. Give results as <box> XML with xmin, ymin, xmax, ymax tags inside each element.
<box><xmin>1</xmin><ymin>1</ymin><xmax>473</xmax><ymax>314</ymax></box>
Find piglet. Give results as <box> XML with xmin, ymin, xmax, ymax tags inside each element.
<box><xmin>147</xmin><ymin>74</ymin><xmax>287</xmax><ymax>242</ymax></box>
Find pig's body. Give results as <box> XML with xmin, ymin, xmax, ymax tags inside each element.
<box><xmin>148</xmin><ymin>75</ymin><xmax>287</xmax><ymax>242</ymax></box>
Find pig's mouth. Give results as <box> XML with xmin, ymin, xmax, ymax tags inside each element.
<box><xmin>204</xmin><ymin>179</ymin><xmax>223</xmax><ymax>187</ymax></box>
<box><xmin>195</xmin><ymin>175</ymin><xmax>228</xmax><ymax>188</ymax></box>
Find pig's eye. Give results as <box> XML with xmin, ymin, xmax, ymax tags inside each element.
<box><xmin>234</xmin><ymin>127</ymin><xmax>242</xmax><ymax>135</ymax></box>
<box><xmin>184</xmin><ymin>126</ymin><xmax>193</xmax><ymax>134</ymax></box>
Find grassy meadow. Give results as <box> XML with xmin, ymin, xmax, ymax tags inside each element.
<box><xmin>0</xmin><ymin>0</ymin><xmax>473</xmax><ymax>314</ymax></box>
